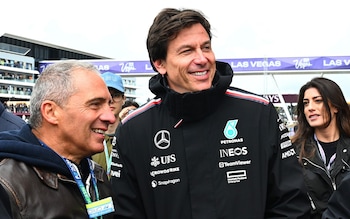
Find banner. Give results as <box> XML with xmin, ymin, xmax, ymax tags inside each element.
<box><xmin>39</xmin><ymin>56</ymin><xmax>350</xmax><ymax>75</ymax></box>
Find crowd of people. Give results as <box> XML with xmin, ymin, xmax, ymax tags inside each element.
<box><xmin>1</xmin><ymin>101</ymin><xmax>30</xmax><ymax>114</ymax></box>
<box><xmin>0</xmin><ymin>101</ymin><xmax>27</xmax><ymax>131</ymax></box>
<box><xmin>0</xmin><ymin>7</ymin><xmax>349</xmax><ymax>219</ymax></box>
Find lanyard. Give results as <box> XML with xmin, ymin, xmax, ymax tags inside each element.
<box><xmin>104</xmin><ymin>136</ymin><xmax>116</xmax><ymax>177</ymax></box>
<box><xmin>314</xmin><ymin>134</ymin><xmax>336</xmax><ymax>170</ymax></box>
<box><xmin>63</xmin><ymin>158</ymin><xmax>100</xmax><ymax>204</ymax></box>
<box><xmin>64</xmin><ymin>159</ymin><xmax>107</xmax><ymax>219</ymax></box>
<box><xmin>39</xmin><ymin>141</ymin><xmax>113</xmax><ymax>218</ymax></box>
<box><xmin>39</xmin><ymin>140</ymin><xmax>99</xmax><ymax>202</ymax></box>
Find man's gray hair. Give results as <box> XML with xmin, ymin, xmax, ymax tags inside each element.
<box><xmin>29</xmin><ymin>60</ymin><xmax>100</xmax><ymax>128</ymax></box>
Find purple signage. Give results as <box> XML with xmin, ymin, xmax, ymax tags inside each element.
<box><xmin>39</xmin><ymin>60</ymin><xmax>155</xmax><ymax>75</ymax></box>
<box><xmin>219</xmin><ymin>56</ymin><xmax>350</xmax><ymax>72</ymax></box>
<box><xmin>39</xmin><ymin>56</ymin><xmax>350</xmax><ymax>75</ymax></box>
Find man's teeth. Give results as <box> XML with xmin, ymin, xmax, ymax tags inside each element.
<box><xmin>193</xmin><ymin>71</ymin><xmax>206</xmax><ymax>76</ymax></box>
<box><xmin>92</xmin><ymin>129</ymin><xmax>105</xmax><ymax>134</ymax></box>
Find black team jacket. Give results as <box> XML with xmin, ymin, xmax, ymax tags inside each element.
<box><xmin>111</xmin><ymin>61</ymin><xmax>311</xmax><ymax>219</ymax></box>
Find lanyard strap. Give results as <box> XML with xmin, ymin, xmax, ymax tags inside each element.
<box><xmin>103</xmin><ymin>140</ymin><xmax>112</xmax><ymax>176</ymax></box>
<box><xmin>39</xmin><ymin>140</ymin><xmax>100</xmax><ymax>202</ymax></box>
<box><xmin>63</xmin><ymin>158</ymin><xmax>100</xmax><ymax>204</ymax></box>
<box><xmin>314</xmin><ymin>134</ymin><xmax>336</xmax><ymax>170</ymax></box>
<box><xmin>104</xmin><ymin>136</ymin><xmax>116</xmax><ymax>176</ymax></box>
<box><xmin>39</xmin><ymin>140</ymin><xmax>105</xmax><ymax>218</ymax></box>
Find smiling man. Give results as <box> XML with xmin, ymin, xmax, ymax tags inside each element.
<box><xmin>111</xmin><ymin>8</ymin><xmax>310</xmax><ymax>219</ymax></box>
<box><xmin>0</xmin><ymin>60</ymin><xmax>116</xmax><ymax>218</ymax></box>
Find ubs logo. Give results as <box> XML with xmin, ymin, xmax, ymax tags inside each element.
<box><xmin>150</xmin><ymin>154</ymin><xmax>176</xmax><ymax>167</ymax></box>
<box><xmin>154</xmin><ymin>130</ymin><xmax>170</xmax><ymax>150</ymax></box>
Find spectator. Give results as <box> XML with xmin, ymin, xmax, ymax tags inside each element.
<box><xmin>292</xmin><ymin>77</ymin><xmax>350</xmax><ymax>219</ymax></box>
<box><xmin>92</xmin><ymin>72</ymin><xmax>125</xmax><ymax>178</ymax></box>
<box><xmin>119</xmin><ymin>100</ymin><xmax>139</xmax><ymax>121</ymax></box>
<box><xmin>0</xmin><ymin>60</ymin><xmax>116</xmax><ymax>218</ymax></box>
<box><xmin>110</xmin><ymin>8</ymin><xmax>310</xmax><ymax>219</ymax></box>
<box><xmin>0</xmin><ymin>101</ymin><xmax>26</xmax><ymax>131</ymax></box>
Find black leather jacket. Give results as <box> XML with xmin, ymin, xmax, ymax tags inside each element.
<box><xmin>0</xmin><ymin>125</ymin><xmax>116</xmax><ymax>218</ymax></box>
<box><xmin>294</xmin><ymin>136</ymin><xmax>350</xmax><ymax>219</ymax></box>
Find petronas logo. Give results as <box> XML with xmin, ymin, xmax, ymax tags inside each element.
<box><xmin>224</xmin><ymin>120</ymin><xmax>238</xmax><ymax>139</ymax></box>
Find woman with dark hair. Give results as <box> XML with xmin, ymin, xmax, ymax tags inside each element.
<box><xmin>292</xmin><ymin>77</ymin><xmax>350</xmax><ymax>219</ymax></box>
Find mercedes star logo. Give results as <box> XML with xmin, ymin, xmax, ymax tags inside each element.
<box><xmin>154</xmin><ymin>130</ymin><xmax>170</xmax><ymax>150</ymax></box>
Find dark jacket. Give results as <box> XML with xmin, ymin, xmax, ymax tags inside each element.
<box><xmin>111</xmin><ymin>61</ymin><xmax>310</xmax><ymax>219</ymax></box>
<box><xmin>294</xmin><ymin>136</ymin><xmax>350</xmax><ymax>219</ymax></box>
<box><xmin>0</xmin><ymin>102</ymin><xmax>26</xmax><ymax>132</ymax></box>
<box><xmin>0</xmin><ymin>124</ymin><xmax>115</xmax><ymax>219</ymax></box>
<box><xmin>322</xmin><ymin>171</ymin><xmax>350</xmax><ymax>219</ymax></box>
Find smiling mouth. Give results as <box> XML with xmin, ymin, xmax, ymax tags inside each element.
<box><xmin>92</xmin><ymin>129</ymin><xmax>105</xmax><ymax>134</ymax></box>
<box><xmin>192</xmin><ymin>71</ymin><xmax>207</xmax><ymax>76</ymax></box>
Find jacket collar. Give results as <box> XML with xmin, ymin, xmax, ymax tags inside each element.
<box><xmin>149</xmin><ymin>61</ymin><xmax>233</xmax><ymax>122</ymax></box>
<box><xmin>33</xmin><ymin>160</ymin><xmax>106</xmax><ymax>189</ymax></box>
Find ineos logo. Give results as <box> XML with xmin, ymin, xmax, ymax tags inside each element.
<box><xmin>154</xmin><ymin>130</ymin><xmax>170</xmax><ymax>150</ymax></box>
<box><xmin>219</xmin><ymin>147</ymin><xmax>248</xmax><ymax>158</ymax></box>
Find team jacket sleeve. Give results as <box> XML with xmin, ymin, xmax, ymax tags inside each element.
<box><xmin>265</xmin><ymin>104</ymin><xmax>311</xmax><ymax>218</ymax></box>
<box><xmin>110</xmin><ymin>126</ymin><xmax>148</xmax><ymax>219</ymax></box>
<box><xmin>322</xmin><ymin>172</ymin><xmax>350</xmax><ymax>219</ymax></box>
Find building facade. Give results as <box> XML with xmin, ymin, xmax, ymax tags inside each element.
<box><xmin>0</xmin><ymin>33</ymin><xmax>139</xmax><ymax>119</ymax></box>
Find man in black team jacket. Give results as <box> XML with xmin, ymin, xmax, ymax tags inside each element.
<box><xmin>110</xmin><ymin>8</ymin><xmax>310</xmax><ymax>219</ymax></box>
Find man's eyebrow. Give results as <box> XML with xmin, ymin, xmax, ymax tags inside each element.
<box><xmin>176</xmin><ymin>40</ymin><xmax>211</xmax><ymax>53</ymax></box>
<box><xmin>86</xmin><ymin>97</ymin><xmax>107</xmax><ymax>104</ymax></box>
<box><xmin>176</xmin><ymin>44</ymin><xmax>192</xmax><ymax>53</ymax></box>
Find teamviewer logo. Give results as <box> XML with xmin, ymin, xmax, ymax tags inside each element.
<box><xmin>226</xmin><ymin>170</ymin><xmax>247</xmax><ymax>184</ymax></box>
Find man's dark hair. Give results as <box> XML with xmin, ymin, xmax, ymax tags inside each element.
<box><xmin>146</xmin><ymin>8</ymin><xmax>212</xmax><ymax>72</ymax></box>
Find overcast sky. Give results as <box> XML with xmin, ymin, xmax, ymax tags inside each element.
<box><xmin>2</xmin><ymin>0</ymin><xmax>350</xmax><ymax>103</ymax></box>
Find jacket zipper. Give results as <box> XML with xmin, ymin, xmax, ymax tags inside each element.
<box><xmin>174</xmin><ymin>119</ymin><xmax>183</xmax><ymax>128</ymax></box>
<box><xmin>302</xmin><ymin>157</ymin><xmax>336</xmax><ymax>190</ymax></box>
<box><xmin>307</xmin><ymin>192</ymin><xmax>316</xmax><ymax>210</ymax></box>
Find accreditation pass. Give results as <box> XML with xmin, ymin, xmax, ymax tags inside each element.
<box><xmin>86</xmin><ymin>197</ymin><xmax>115</xmax><ymax>218</ymax></box>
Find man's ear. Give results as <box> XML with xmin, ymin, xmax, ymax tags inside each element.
<box><xmin>153</xmin><ymin>60</ymin><xmax>166</xmax><ymax>75</ymax></box>
<box><xmin>41</xmin><ymin>100</ymin><xmax>59</xmax><ymax>125</ymax></box>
